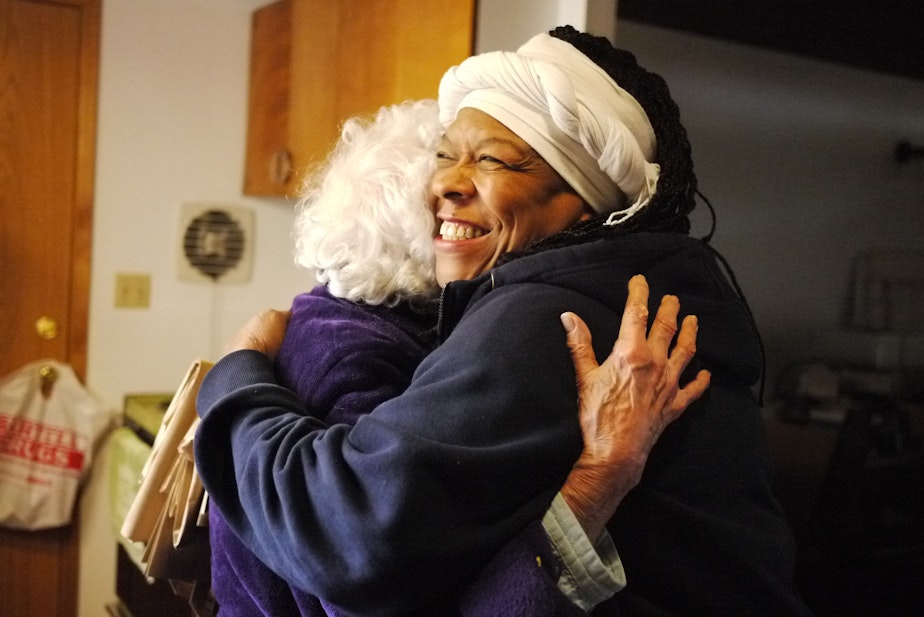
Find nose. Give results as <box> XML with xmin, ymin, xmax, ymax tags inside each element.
<box><xmin>430</xmin><ymin>162</ymin><xmax>474</xmax><ymax>201</ymax></box>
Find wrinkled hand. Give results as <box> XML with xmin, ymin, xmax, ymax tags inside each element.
<box><xmin>224</xmin><ymin>309</ymin><xmax>291</xmax><ymax>361</ymax></box>
<box><xmin>559</xmin><ymin>274</ymin><xmax>711</xmax><ymax>540</ymax></box>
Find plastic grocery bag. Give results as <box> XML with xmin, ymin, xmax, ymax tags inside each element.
<box><xmin>0</xmin><ymin>359</ymin><xmax>112</xmax><ymax>530</ymax></box>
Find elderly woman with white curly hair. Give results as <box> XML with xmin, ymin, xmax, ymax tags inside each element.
<box><xmin>207</xmin><ymin>97</ymin><xmax>698</xmax><ymax>616</ymax></box>
<box><xmin>197</xmin><ymin>26</ymin><xmax>809</xmax><ymax>617</ymax></box>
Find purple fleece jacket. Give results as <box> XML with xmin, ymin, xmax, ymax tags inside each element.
<box><xmin>207</xmin><ymin>286</ymin><xmax>586</xmax><ymax>616</ymax></box>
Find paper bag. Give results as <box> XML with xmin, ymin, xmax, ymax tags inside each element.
<box><xmin>120</xmin><ymin>358</ymin><xmax>212</xmax><ymax>580</ymax></box>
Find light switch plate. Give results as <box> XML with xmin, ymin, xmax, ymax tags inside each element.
<box><xmin>115</xmin><ymin>273</ymin><xmax>151</xmax><ymax>308</ymax></box>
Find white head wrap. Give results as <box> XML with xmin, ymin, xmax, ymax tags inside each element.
<box><xmin>438</xmin><ymin>33</ymin><xmax>660</xmax><ymax>223</ymax></box>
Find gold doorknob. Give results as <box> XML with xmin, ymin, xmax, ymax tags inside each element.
<box><xmin>35</xmin><ymin>316</ymin><xmax>59</xmax><ymax>339</ymax></box>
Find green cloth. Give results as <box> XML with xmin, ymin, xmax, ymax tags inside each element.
<box><xmin>108</xmin><ymin>426</ymin><xmax>153</xmax><ymax>567</ymax></box>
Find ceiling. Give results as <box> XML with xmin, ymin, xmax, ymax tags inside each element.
<box><xmin>618</xmin><ymin>0</ymin><xmax>924</xmax><ymax>82</ymax></box>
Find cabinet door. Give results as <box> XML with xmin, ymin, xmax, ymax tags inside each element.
<box><xmin>0</xmin><ymin>0</ymin><xmax>99</xmax><ymax>615</ymax></box>
<box><xmin>244</xmin><ymin>0</ymin><xmax>475</xmax><ymax>196</ymax></box>
<box><xmin>243</xmin><ymin>0</ymin><xmax>293</xmax><ymax>196</ymax></box>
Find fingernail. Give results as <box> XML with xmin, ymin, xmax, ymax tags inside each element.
<box><xmin>560</xmin><ymin>313</ymin><xmax>576</xmax><ymax>333</ymax></box>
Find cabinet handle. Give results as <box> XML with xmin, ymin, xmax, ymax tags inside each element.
<box><xmin>35</xmin><ymin>315</ymin><xmax>59</xmax><ymax>339</ymax></box>
<box><xmin>270</xmin><ymin>149</ymin><xmax>293</xmax><ymax>186</ymax></box>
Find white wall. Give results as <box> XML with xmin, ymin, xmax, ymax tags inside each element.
<box><xmin>615</xmin><ymin>21</ymin><xmax>924</xmax><ymax>391</ymax></box>
<box><xmin>79</xmin><ymin>1</ymin><xmax>305</xmax><ymax>614</ymax></box>
<box><xmin>88</xmin><ymin>0</ymin><xmax>307</xmax><ymax>398</ymax></box>
<box><xmin>476</xmin><ymin>0</ymin><xmax>615</xmax><ymax>52</ymax></box>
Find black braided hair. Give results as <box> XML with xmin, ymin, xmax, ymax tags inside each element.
<box><xmin>498</xmin><ymin>25</ymin><xmax>699</xmax><ymax>263</ymax></box>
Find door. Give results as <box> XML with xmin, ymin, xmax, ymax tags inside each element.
<box><xmin>0</xmin><ymin>0</ymin><xmax>100</xmax><ymax>615</ymax></box>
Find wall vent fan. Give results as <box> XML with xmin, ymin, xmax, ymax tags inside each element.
<box><xmin>177</xmin><ymin>203</ymin><xmax>254</xmax><ymax>283</ymax></box>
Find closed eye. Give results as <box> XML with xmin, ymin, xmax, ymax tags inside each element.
<box><xmin>479</xmin><ymin>154</ymin><xmax>527</xmax><ymax>172</ymax></box>
<box><xmin>478</xmin><ymin>154</ymin><xmax>514</xmax><ymax>169</ymax></box>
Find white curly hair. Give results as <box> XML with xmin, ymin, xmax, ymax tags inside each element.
<box><xmin>292</xmin><ymin>99</ymin><xmax>441</xmax><ymax>306</ymax></box>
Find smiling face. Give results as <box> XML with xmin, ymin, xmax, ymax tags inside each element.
<box><xmin>430</xmin><ymin>108</ymin><xmax>592</xmax><ymax>286</ymax></box>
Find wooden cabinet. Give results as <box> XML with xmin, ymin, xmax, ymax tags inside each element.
<box><xmin>244</xmin><ymin>0</ymin><xmax>475</xmax><ymax>196</ymax></box>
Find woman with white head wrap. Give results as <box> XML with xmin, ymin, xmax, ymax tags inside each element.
<box><xmin>423</xmin><ymin>26</ymin><xmax>806</xmax><ymax>616</ymax></box>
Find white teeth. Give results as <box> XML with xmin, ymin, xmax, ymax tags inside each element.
<box><xmin>439</xmin><ymin>221</ymin><xmax>484</xmax><ymax>241</ymax></box>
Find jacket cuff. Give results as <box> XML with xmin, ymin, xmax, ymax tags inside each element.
<box><xmin>541</xmin><ymin>492</ymin><xmax>626</xmax><ymax>611</ymax></box>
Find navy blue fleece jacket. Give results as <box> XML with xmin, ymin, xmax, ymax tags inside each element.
<box><xmin>195</xmin><ymin>233</ymin><xmax>811</xmax><ymax>617</ymax></box>
<box><xmin>206</xmin><ymin>288</ymin><xmax>584</xmax><ymax>616</ymax></box>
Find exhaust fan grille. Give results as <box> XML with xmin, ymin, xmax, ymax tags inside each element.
<box><xmin>177</xmin><ymin>203</ymin><xmax>254</xmax><ymax>283</ymax></box>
